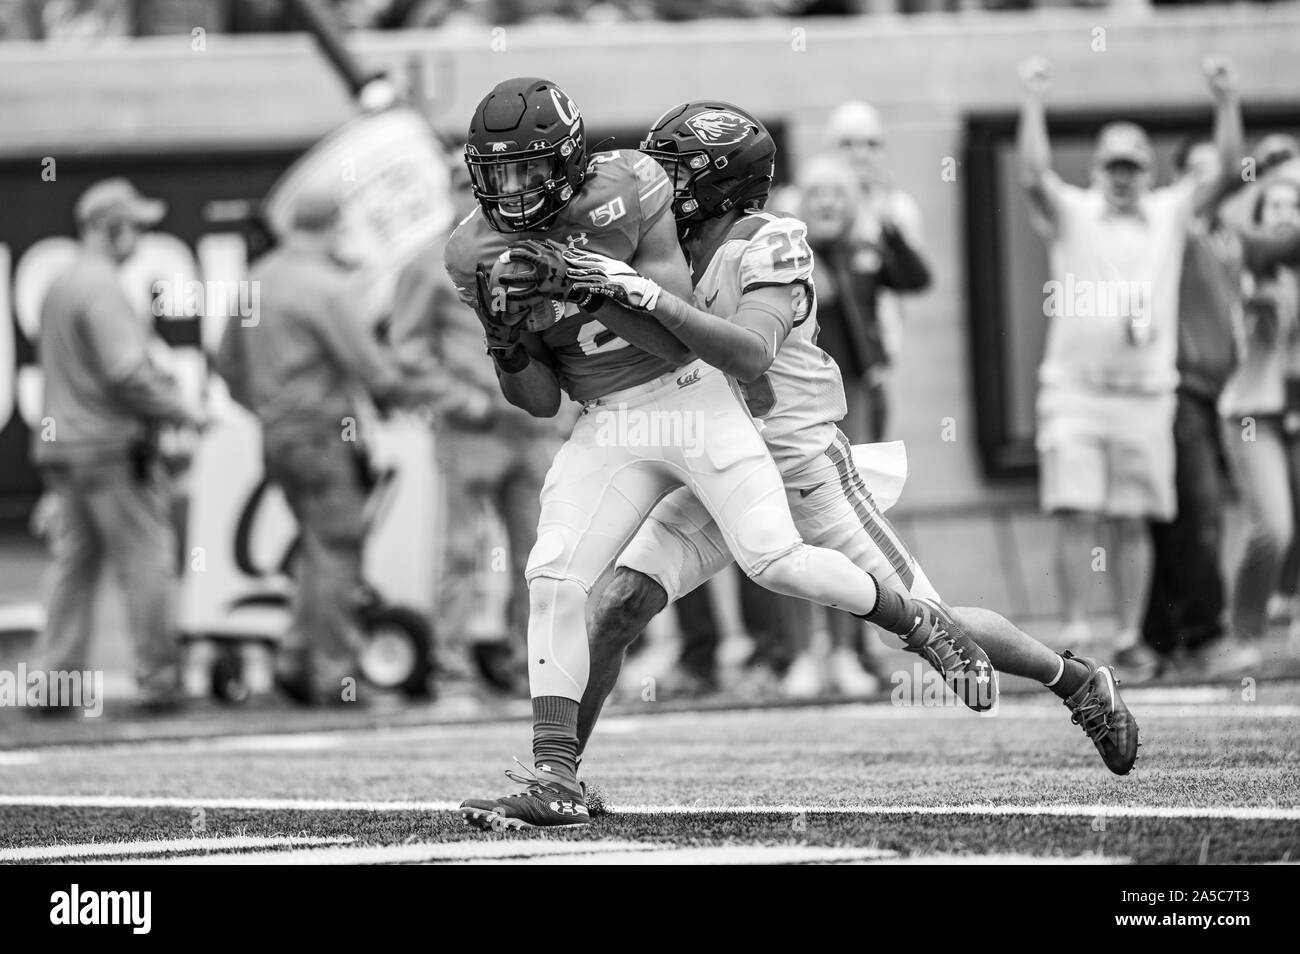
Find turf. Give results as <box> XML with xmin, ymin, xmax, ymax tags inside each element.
<box><xmin>0</xmin><ymin>681</ymin><xmax>1297</xmax><ymax>864</ymax></box>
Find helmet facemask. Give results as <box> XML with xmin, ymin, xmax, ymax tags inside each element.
<box><xmin>466</xmin><ymin>139</ymin><xmax>579</xmax><ymax>233</ymax></box>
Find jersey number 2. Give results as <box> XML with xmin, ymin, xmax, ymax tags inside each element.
<box><xmin>575</xmin><ymin>319</ymin><xmax>630</xmax><ymax>356</ymax></box>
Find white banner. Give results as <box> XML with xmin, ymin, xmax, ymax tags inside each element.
<box><xmin>262</xmin><ymin>106</ymin><xmax>452</xmax><ymax>325</ymax></box>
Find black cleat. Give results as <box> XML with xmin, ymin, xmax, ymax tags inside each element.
<box><xmin>460</xmin><ymin>763</ymin><xmax>590</xmax><ymax>831</ymax></box>
<box><xmin>902</xmin><ymin>599</ymin><xmax>999</xmax><ymax>712</ymax></box>
<box><xmin>1062</xmin><ymin>652</ymin><xmax>1140</xmax><ymax>775</ymax></box>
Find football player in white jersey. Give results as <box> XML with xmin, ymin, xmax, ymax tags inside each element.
<box><xmin>450</xmin><ymin>82</ymin><xmax>999</xmax><ymax>832</ymax></box>
<box><xmin>559</xmin><ymin>101</ymin><xmax>1140</xmax><ymax>778</ymax></box>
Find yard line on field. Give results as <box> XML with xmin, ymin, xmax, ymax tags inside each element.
<box><xmin>877</xmin><ymin>853</ymin><xmax>1129</xmax><ymax>865</ymax></box>
<box><xmin>0</xmin><ymin>794</ymin><xmax>459</xmax><ymax>811</ymax></box>
<box><xmin>2</xmin><ymin>794</ymin><xmax>1297</xmax><ymax>821</ymax></box>
<box><xmin>0</xmin><ymin>752</ymin><xmax>40</xmax><ymax>765</ymax></box>
<box><xmin>114</xmin><ymin>840</ymin><xmax>662</xmax><ymax>865</ymax></box>
<box><xmin>114</xmin><ymin>841</ymin><xmax>902</xmax><ymax>865</ymax></box>
<box><xmin>0</xmin><ymin>834</ymin><xmax>351</xmax><ymax>862</ymax></box>
<box><xmin>611</xmin><ymin>803</ymin><xmax>1300</xmax><ymax>821</ymax></box>
<box><xmin>5</xmin><ymin>693</ymin><xmax>1297</xmax><ymax>762</ymax></box>
<box><xmin>456</xmin><ymin>845</ymin><xmax>902</xmax><ymax>865</ymax></box>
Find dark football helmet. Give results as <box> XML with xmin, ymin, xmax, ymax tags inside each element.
<box><xmin>465</xmin><ymin>77</ymin><xmax>587</xmax><ymax>233</ymax></box>
<box><xmin>639</xmin><ymin>102</ymin><xmax>776</xmax><ymax>237</ymax></box>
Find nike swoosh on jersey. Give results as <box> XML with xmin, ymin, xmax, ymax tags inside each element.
<box><xmin>798</xmin><ymin>482</ymin><xmax>827</xmax><ymax>498</ymax></box>
<box><xmin>704</xmin><ymin>290</ymin><xmax>719</xmax><ymax>308</ymax></box>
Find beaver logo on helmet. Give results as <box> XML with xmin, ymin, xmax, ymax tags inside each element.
<box><xmin>640</xmin><ymin>101</ymin><xmax>776</xmax><ymax>238</ymax></box>
<box><xmin>685</xmin><ymin>110</ymin><xmax>753</xmax><ymax>147</ymax></box>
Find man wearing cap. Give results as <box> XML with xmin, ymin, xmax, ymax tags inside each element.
<box><xmin>217</xmin><ymin>188</ymin><xmax>441</xmax><ymax>705</ymax></box>
<box><xmin>825</xmin><ymin>99</ymin><xmax>931</xmax><ymax>443</ymax></box>
<box><xmin>34</xmin><ymin>177</ymin><xmax>200</xmax><ymax>712</ymax></box>
<box><xmin>1018</xmin><ymin>56</ymin><xmax>1242</xmax><ymax>680</ymax></box>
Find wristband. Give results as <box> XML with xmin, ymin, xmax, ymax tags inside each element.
<box><xmin>491</xmin><ymin>344</ymin><xmax>531</xmax><ymax>374</ymax></box>
<box><xmin>650</xmin><ymin>290</ymin><xmax>690</xmax><ymax>331</ymax></box>
<box><xmin>577</xmin><ymin>291</ymin><xmax>608</xmax><ymax>313</ymax></box>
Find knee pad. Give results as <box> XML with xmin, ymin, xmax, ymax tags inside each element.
<box><xmin>524</xmin><ymin>529</ymin><xmax>573</xmax><ymax>585</ymax></box>
<box><xmin>527</xmin><ymin>576</ymin><xmax>591</xmax><ymax>699</ymax></box>
<box><xmin>529</xmin><ymin>576</ymin><xmax>588</xmax><ymax>632</ymax></box>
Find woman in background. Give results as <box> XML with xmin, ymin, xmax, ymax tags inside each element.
<box><xmin>1221</xmin><ymin>175</ymin><xmax>1300</xmax><ymax>664</ymax></box>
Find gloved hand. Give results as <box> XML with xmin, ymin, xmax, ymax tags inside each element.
<box><xmin>499</xmin><ymin>239</ymin><xmax>591</xmax><ymax>302</ymax></box>
<box><xmin>474</xmin><ymin>262</ymin><xmax>523</xmax><ymax>353</ymax></box>
<box><xmin>562</xmin><ymin>247</ymin><xmax>663</xmax><ymax>313</ymax></box>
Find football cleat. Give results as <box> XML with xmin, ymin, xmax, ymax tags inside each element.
<box><xmin>1062</xmin><ymin>652</ymin><xmax>1140</xmax><ymax>776</ymax></box>
<box><xmin>460</xmin><ymin>762</ymin><xmax>590</xmax><ymax>831</ymax></box>
<box><xmin>901</xmin><ymin>599</ymin><xmax>999</xmax><ymax>712</ymax></box>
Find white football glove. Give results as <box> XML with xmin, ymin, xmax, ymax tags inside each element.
<box><xmin>562</xmin><ymin>247</ymin><xmax>662</xmax><ymax>313</ymax></box>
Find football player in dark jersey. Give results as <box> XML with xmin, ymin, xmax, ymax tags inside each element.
<box><xmin>446</xmin><ymin>79</ymin><xmax>997</xmax><ymax>830</ymax></box>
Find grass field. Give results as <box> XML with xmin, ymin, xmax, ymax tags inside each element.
<box><xmin>1</xmin><ymin>679</ymin><xmax>1297</xmax><ymax>865</ymax></box>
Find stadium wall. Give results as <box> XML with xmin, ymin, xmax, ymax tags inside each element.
<box><xmin>2</xmin><ymin>7</ymin><xmax>1297</xmax><ymax>614</ymax></box>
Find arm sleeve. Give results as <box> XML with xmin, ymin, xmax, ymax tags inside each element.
<box><xmin>79</xmin><ymin>273</ymin><xmax>187</xmax><ymax>423</ymax></box>
<box><xmin>653</xmin><ymin>291</ymin><xmax>782</xmax><ymax>383</ymax></box>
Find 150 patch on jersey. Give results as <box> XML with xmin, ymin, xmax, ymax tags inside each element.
<box><xmin>589</xmin><ymin>196</ymin><xmax>626</xmax><ymax>227</ymax></box>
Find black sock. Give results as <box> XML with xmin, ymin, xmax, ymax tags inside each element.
<box><xmin>855</xmin><ymin>576</ymin><xmax>917</xmax><ymax>637</ymax></box>
<box><xmin>532</xmin><ymin>695</ymin><xmax>580</xmax><ymax>781</ymax></box>
<box><xmin>1048</xmin><ymin>654</ymin><xmax>1090</xmax><ymax>699</ymax></box>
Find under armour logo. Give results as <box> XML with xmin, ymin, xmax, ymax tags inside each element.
<box><xmin>975</xmin><ymin>660</ymin><xmax>991</xmax><ymax>685</ymax></box>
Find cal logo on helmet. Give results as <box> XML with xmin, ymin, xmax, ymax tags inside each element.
<box><xmin>685</xmin><ymin>110</ymin><xmax>752</xmax><ymax>146</ymax></box>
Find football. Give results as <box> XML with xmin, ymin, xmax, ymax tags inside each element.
<box><xmin>488</xmin><ymin>252</ymin><xmax>559</xmax><ymax>331</ymax></box>
<box><xmin>488</xmin><ymin>252</ymin><xmax>538</xmax><ymax>316</ymax></box>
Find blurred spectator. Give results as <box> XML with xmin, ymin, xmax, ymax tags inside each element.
<box><xmin>389</xmin><ymin>167</ymin><xmax>558</xmax><ymax>695</ymax></box>
<box><xmin>800</xmin><ymin>153</ymin><xmax>929</xmax><ymax>443</ymax></box>
<box><xmin>0</xmin><ymin>0</ymin><xmax>40</xmax><ymax>38</ymax></box>
<box><xmin>1219</xmin><ymin>175</ymin><xmax>1300</xmax><ymax>667</ymax></box>
<box><xmin>1140</xmin><ymin>135</ymin><xmax>1242</xmax><ymax>675</ymax></box>
<box><xmin>1017</xmin><ymin>55</ymin><xmax>1241</xmax><ymax>680</ymax></box>
<box><xmin>667</xmin><ymin>584</ymin><xmax>721</xmax><ymax>695</ymax></box>
<box><xmin>825</xmin><ymin>101</ymin><xmax>930</xmax><ymax>441</ymax></box>
<box><xmin>733</xmin><ymin>576</ymin><xmax>811</xmax><ymax>696</ymax></box>
<box><xmin>135</xmin><ymin>0</ymin><xmax>229</xmax><ymax>35</ymax></box>
<box><xmin>35</xmin><ymin>0</ymin><xmax>130</xmax><ymax>38</ymax></box>
<box><xmin>33</xmin><ymin>178</ymin><xmax>199</xmax><ymax>713</ymax></box>
<box><xmin>217</xmin><ymin>188</ymin><xmax>439</xmax><ymax>705</ymax></box>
